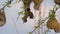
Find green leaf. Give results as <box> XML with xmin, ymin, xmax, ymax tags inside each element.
<box><xmin>29</xmin><ymin>32</ymin><xmax>32</xmax><ymax>34</ymax></box>
<box><xmin>16</xmin><ymin>11</ymin><xmax>24</xmax><ymax>20</ymax></box>
<box><xmin>18</xmin><ymin>11</ymin><xmax>24</xmax><ymax>15</ymax></box>
<box><xmin>4</xmin><ymin>0</ymin><xmax>13</xmax><ymax>7</ymax></box>
<box><xmin>17</xmin><ymin>0</ymin><xmax>21</xmax><ymax>2</ymax></box>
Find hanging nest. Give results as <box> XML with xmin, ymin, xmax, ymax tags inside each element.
<box><xmin>54</xmin><ymin>0</ymin><xmax>60</xmax><ymax>5</ymax></box>
<box><xmin>54</xmin><ymin>23</ymin><xmax>60</xmax><ymax>33</ymax></box>
<box><xmin>47</xmin><ymin>9</ymin><xmax>60</xmax><ymax>33</ymax></box>
<box><xmin>22</xmin><ymin>8</ymin><xmax>34</xmax><ymax>22</ymax></box>
<box><xmin>32</xmin><ymin>0</ymin><xmax>43</xmax><ymax>10</ymax></box>
<box><xmin>0</xmin><ymin>8</ymin><xmax>6</xmax><ymax>27</ymax></box>
<box><xmin>47</xmin><ymin>18</ymin><xmax>60</xmax><ymax>33</ymax></box>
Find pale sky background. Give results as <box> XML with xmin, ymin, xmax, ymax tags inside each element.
<box><xmin>0</xmin><ymin>0</ymin><xmax>60</xmax><ymax>34</ymax></box>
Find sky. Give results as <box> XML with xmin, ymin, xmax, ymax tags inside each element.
<box><xmin>0</xmin><ymin>0</ymin><xmax>60</xmax><ymax>34</ymax></box>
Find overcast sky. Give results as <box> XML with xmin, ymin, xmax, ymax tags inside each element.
<box><xmin>0</xmin><ymin>0</ymin><xmax>60</xmax><ymax>34</ymax></box>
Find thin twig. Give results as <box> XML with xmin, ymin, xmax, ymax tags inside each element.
<box><xmin>53</xmin><ymin>4</ymin><xmax>60</xmax><ymax>12</ymax></box>
<box><xmin>29</xmin><ymin>17</ymin><xmax>49</xmax><ymax>33</ymax></box>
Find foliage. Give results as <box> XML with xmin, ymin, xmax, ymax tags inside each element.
<box><xmin>0</xmin><ymin>0</ymin><xmax>60</xmax><ymax>34</ymax></box>
<box><xmin>4</xmin><ymin>0</ymin><xmax>13</xmax><ymax>7</ymax></box>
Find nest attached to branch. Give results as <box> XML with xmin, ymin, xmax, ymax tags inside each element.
<box><xmin>47</xmin><ymin>5</ymin><xmax>60</xmax><ymax>33</ymax></box>
<box><xmin>0</xmin><ymin>8</ymin><xmax>6</xmax><ymax>27</ymax></box>
<box><xmin>47</xmin><ymin>18</ymin><xmax>60</xmax><ymax>33</ymax></box>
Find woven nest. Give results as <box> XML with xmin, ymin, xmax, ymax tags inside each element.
<box><xmin>47</xmin><ymin>18</ymin><xmax>60</xmax><ymax>33</ymax></box>
<box><xmin>0</xmin><ymin>9</ymin><xmax>6</xmax><ymax>27</ymax></box>
<box><xmin>55</xmin><ymin>0</ymin><xmax>60</xmax><ymax>5</ymax></box>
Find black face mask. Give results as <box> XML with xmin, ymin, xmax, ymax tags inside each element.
<box><xmin>0</xmin><ymin>8</ymin><xmax>6</xmax><ymax>27</ymax></box>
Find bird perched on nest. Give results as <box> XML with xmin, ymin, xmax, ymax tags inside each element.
<box><xmin>22</xmin><ymin>8</ymin><xmax>34</xmax><ymax>23</ymax></box>
<box><xmin>22</xmin><ymin>0</ymin><xmax>43</xmax><ymax>23</ymax></box>
<box><xmin>22</xmin><ymin>0</ymin><xmax>33</xmax><ymax>23</ymax></box>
